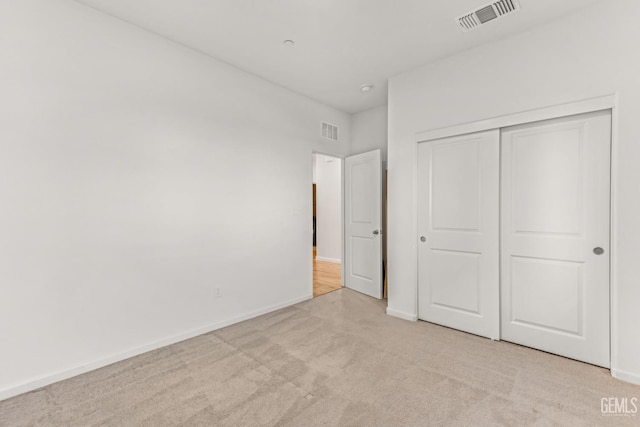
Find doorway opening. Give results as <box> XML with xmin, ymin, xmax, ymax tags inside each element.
<box><xmin>312</xmin><ymin>153</ymin><xmax>343</xmax><ymax>297</ymax></box>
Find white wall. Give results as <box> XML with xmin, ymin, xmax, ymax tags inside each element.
<box><xmin>387</xmin><ymin>0</ymin><xmax>640</xmax><ymax>384</ymax></box>
<box><xmin>314</xmin><ymin>154</ymin><xmax>342</xmax><ymax>263</ymax></box>
<box><xmin>0</xmin><ymin>0</ymin><xmax>351</xmax><ymax>399</ymax></box>
<box><xmin>351</xmin><ymin>105</ymin><xmax>388</xmax><ymax>162</ymax></box>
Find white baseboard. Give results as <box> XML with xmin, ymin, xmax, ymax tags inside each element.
<box><xmin>386</xmin><ymin>307</ymin><xmax>418</xmax><ymax>322</ymax></box>
<box><xmin>315</xmin><ymin>256</ymin><xmax>341</xmax><ymax>264</ymax></box>
<box><xmin>612</xmin><ymin>368</ymin><xmax>640</xmax><ymax>386</ymax></box>
<box><xmin>0</xmin><ymin>294</ymin><xmax>312</xmax><ymax>402</ymax></box>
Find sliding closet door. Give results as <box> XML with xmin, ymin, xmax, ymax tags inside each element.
<box><xmin>501</xmin><ymin>110</ymin><xmax>611</xmax><ymax>368</ymax></box>
<box><xmin>417</xmin><ymin>130</ymin><xmax>500</xmax><ymax>340</ymax></box>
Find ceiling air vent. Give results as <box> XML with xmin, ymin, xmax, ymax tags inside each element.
<box><xmin>456</xmin><ymin>0</ymin><xmax>520</xmax><ymax>32</ymax></box>
<box><xmin>322</xmin><ymin>121</ymin><xmax>339</xmax><ymax>141</ymax></box>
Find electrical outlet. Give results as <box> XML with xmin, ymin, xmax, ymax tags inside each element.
<box><xmin>213</xmin><ymin>288</ymin><xmax>222</xmax><ymax>298</ymax></box>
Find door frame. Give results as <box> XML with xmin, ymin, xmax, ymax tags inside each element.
<box><xmin>414</xmin><ymin>94</ymin><xmax>619</xmax><ymax>374</ymax></box>
<box><xmin>311</xmin><ymin>151</ymin><xmax>346</xmax><ymax>297</ymax></box>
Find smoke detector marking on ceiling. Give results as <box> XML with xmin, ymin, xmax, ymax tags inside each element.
<box><xmin>456</xmin><ymin>0</ymin><xmax>520</xmax><ymax>32</ymax></box>
<box><xmin>322</xmin><ymin>122</ymin><xmax>339</xmax><ymax>141</ymax></box>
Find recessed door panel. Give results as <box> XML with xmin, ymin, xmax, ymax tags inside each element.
<box><xmin>350</xmin><ymin>236</ymin><xmax>374</xmax><ymax>280</ymax></box>
<box><xmin>431</xmin><ymin>141</ymin><xmax>480</xmax><ymax>231</ymax></box>
<box><xmin>511</xmin><ymin>127</ymin><xmax>583</xmax><ymax>235</ymax></box>
<box><xmin>510</xmin><ymin>256</ymin><xmax>583</xmax><ymax>335</ymax></box>
<box><xmin>350</xmin><ymin>163</ymin><xmax>374</xmax><ymax>224</ymax></box>
<box><xmin>430</xmin><ymin>250</ymin><xmax>480</xmax><ymax>314</ymax></box>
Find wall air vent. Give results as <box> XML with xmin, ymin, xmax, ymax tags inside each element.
<box><xmin>456</xmin><ymin>0</ymin><xmax>520</xmax><ymax>32</ymax></box>
<box><xmin>322</xmin><ymin>121</ymin><xmax>339</xmax><ymax>141</ymax></box>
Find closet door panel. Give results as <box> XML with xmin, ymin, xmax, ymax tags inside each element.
<box><xmin>417</xmin><ymin>130</ymin><xmax>500</xmax><ymax>340</ymax></box>
<box><xmin>501</xmin><ymin>110</ymin><xmax>611</xmax><ymax>368</ymax></box>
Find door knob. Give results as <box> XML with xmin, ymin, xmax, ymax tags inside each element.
<box><xmin>372</xmin><ymin>230</ymin><xmax>379</xmax><ymax>235</ymax></box>
<box><xmin>593</xmin><ymin>247</ymin><xmax>605</xmax><ymax>255</ymax></box>
<box><xmin>420</xmin><ymin>236</ymin><xmax>426</xmax><ymax>242</ymax></box>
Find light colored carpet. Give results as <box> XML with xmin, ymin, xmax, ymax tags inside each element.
<box><xmin>1</xmin><ymin>289</ymin><xmax>639</xmax><ymax>426</ymax></box>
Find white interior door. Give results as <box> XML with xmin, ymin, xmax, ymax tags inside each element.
<box><xmin>501</xmin><ymin>110</ymin><xmax>611</xmax><ymax>368</ymax></box>
<box><xmin>418</xmin><ymin>130</ymin><xmax>500</xmax><ymax>339</ymax></box>
<box><xmin>344</xmin><ymin>149</ymin><xmax>382</xmax><ymax>299</ymax></box>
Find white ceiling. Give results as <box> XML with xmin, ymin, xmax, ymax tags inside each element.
<box><xmin>75</xmin><ymin>0</ymin><xmax>603</xmax><ymax>114</ymax></box>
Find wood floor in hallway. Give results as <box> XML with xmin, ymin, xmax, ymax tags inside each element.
<box><xmin>313</xmin><ymin>247</ymin><xmax>341</xmax><ymax>297</ymax></box>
